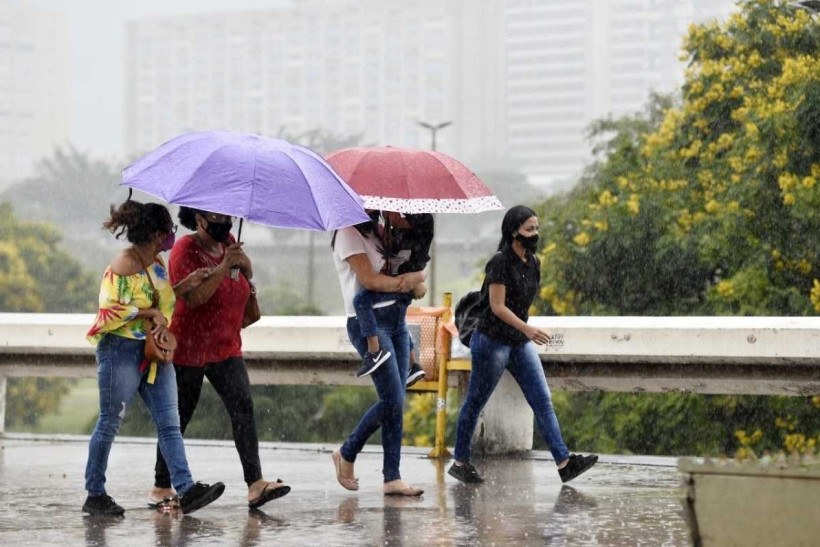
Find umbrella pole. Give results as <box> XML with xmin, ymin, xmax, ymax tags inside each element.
<box><xmin>237</xmin><ymin>218</ymin><xmax>243</xmax><ymax>243</ymax></box>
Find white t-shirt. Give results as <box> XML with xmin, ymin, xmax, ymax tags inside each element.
<box><xmin>332</xmin><ymin>226</ymin><xmax>396</xmax><ymax>317</ymax></box>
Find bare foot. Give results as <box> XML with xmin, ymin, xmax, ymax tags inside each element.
<box><xmin>332</xmin><ymin>449</ymin><xmax>359</xmax><ymax>491</ymax></box>
<box><xmin>383</xmin><ymin>479</ymin><xmax>423</xmax><ymax>497</ymax></box>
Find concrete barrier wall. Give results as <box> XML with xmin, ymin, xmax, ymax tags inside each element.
<box><xmin>1</xmin><ymin>313</ymin><xmax>818</xmax><ymax>446</ymax></box>
<box><xmin>1</xmin><ymin>313</ymin><xmax>817</xmax><ymax>394</ymax></box>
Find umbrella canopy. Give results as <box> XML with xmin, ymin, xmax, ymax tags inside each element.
<box><xmin>122</xmin><ymin>131</ymin><xmax>370</xmax><ymax>231</ymax></box>
<box><xmin>325</xmin><ymin>146</ymin><xmax>503</xmax><ymax>214</ymax></box>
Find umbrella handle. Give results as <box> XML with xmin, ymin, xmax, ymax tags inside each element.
<box><xmin>229</xmin><ymin>218</ymin><xmax>244</xmax><ymax>280</ymax></box>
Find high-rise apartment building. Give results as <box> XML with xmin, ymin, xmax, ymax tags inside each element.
<box><xmin>125</xmin><ymin>0</ymin><xmax>736</xmax><ymax>185</ymax></box>
<box><xmin>126</xmin><ymin>0</ymin><xmax>507</xmax><ymax>164</ymax></box>
<box><xmin>0</xmin><ymin>1</ymin><xmax>70</xmax><ymax>187</ymax></box>
<box><xmin>504</xmin><ymin>0</ymin><xmax>735</xmax><ymax>185</ymax></box>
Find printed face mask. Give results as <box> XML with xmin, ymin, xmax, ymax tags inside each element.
<box><xmin>160</xmin><ymin>232</ymin><xmax>176</xmax><ymax>252</ymax></box>
<box><xmin>205</xmin><ymin>220</ymin><xmax>232</xmax><ymax>243</ymax></box>
<box><xmin>514</xmin><ymin>232</ymin><xmax>539</xmax><ymax>253</ymax></box>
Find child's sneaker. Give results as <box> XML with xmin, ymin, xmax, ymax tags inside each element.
<box><xmin>356</xmin><ymin>348</ymin><xmax>391</xmax><ymax>377</ymax></box>
<box><xmin>406</xmin><ymin>362</ymin><xmax>426</xmax><ymax>388</ymax></box>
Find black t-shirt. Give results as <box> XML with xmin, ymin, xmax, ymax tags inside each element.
<box><xmin>476</xmin><ymin>245</ymin><xmax>540</xmax><ymax>345</ymax></box>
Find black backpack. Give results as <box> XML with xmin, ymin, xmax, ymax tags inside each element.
<box><xmin>454</xmin><ymin>284</ymin><xmax>487</xmax><ymax>348</ymax></box>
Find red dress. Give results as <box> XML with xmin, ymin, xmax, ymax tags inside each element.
<box><xmin>169</xmin><ymin>234</ymin><xmax>250</xmax><ymax>366</ymax></box>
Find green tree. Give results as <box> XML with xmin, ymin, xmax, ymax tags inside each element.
<box><xmin>6</xmin><ymin>378</ymin><xmax>72</xmax><ymax>427</ymax></box>
<box><xmin>527</xmin><ymin>0</ymin><xmax>820</xmax><ymax>457</ymax></box>
<box><xmin>535</xmin><ymin>0</ymin><xmax>820</xmax><ymax>317</ymax></box>
<box><xmin>2</xmin><ymin>146</ymin><xmax>123</xmax><ymax>274</ymax></box>
<box><xmin>1</xmin><ymin>203</ymin><xmax>98</xmax><ymax>430</ymax></box>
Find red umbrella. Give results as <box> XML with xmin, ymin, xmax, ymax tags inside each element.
<box><xmin>325</xmin><ymin>146</ymin><xmax>503</xmax><ymax>214</ymax></box>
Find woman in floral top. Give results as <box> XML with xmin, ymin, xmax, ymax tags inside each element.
<box><xmin>83</xmin><ymin>199</ymin><xmax>225</xmax><ymax>516</ymax></box>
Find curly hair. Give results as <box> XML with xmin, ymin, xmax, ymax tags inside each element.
<box><xmin>102</xmin><ymin>200</ymin><xmax>172</xmax><ymax>245</ymax></box>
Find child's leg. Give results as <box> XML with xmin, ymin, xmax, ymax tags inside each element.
<box><xmin>353</xmin><ymin>289</ymin><xmax>382</xmax><ymax>353</ymax></box>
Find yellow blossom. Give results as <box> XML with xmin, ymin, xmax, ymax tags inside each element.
<box><xmin>539</xmin><ymin>284</ymin><xmax>557</xmax><ymax>300</ymax></box>
<box><xmin>573</xmin><ymin>232</ymin><xmax>590</xmax><ymax>247</ymax></box>
<box><xmin>705</xmin><ymin>200</ymin><xmax>720</xmax><ymax>213</ymax></box>
<box><xmin>811</xmin><ymin>279</ymin><xmax>820</xmax><ymax>313</ymax></box>
<box><xmin>594</xmin><ymin>221</ymin><xmax>608</xmax><ymax>232</ymax></box>
<box><xmin>797</xmin><ymin>259</ymin><xmax>811</xmax><ymax>275</ymax></box>
<box><xmin>778</xmin><ymin>173</ymin><xmax>799</xmax><ymax>191</ymax></box>
<box><xmin>598</xmin><ymin>190</ymin><xmax>618</xmax><ymax>207</ymax></box>
<box><xmin>802</xmin><ymin>177</ymin><xmax>816</xmax><ymax>189</ymax></box>
<box><xmin>716</xmin><ymin>280</ymin><xmax>734</xmax><ymax>297</ymax></box>
<box><xmin>745</xmin><ymin>147</ymin><xmax>761</xmax><ymax>163</ymax></box>
<box><xmin>717</xmin><ymin>133</ymin><xmax>734</xmax><ymax>149</ymax></box>
<box><xmin>783</xmin><ymin>193</ymin><xmax>795</xmax><ymax>206</ymax></box>
<box><xmin>627</xmin><ymin>194</ymin><xmax>640</xmax><ymax>215</ymax></box>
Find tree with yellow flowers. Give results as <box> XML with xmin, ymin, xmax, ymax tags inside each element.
<box><xmin>529</xmin><ymin>0</ymin><xmax>818</xmax><ymax>457</ymax></box>
<box><xmin>535</xmin><ymin>0</ymin><xmax>819</xmax><ymax>317</ymax></box>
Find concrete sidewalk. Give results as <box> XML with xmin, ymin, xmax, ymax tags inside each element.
<box><xmin>0</xmin><ymin>435</ymin><xmax>690</xmax><ymax>546</ymax></box>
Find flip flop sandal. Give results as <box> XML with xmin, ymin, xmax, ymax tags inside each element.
<box><xmin>248</xmin><ymin>479</ymin><xmax>291</xmax><ymax>509</ymax></box>
<box><xmin>147</xmin><ymin>496</ymin><xmax>179</xmax><ymax>509</ymax></box>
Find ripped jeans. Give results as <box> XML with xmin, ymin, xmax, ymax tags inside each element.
<box><xmin>85</xmin><ymin>334</ymin><xmax>194</xmax><ymax>497</ymax></box>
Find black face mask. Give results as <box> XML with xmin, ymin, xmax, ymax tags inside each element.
<box><xmin>205</xmin><ymin>219</ymin><xmax>232</xmax><ymax>243</ymax></box>
<box><xmin>514</xmin><ymin>233</ymin><xmax>539</xmax><ymax>254</ymax></box>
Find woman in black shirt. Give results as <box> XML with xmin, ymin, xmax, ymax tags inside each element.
<box><xmin>448</xmin><ymin>205</ymin><xmax>598</xmax><ymax>484</ymax></box>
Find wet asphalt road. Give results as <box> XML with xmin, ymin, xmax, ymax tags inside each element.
<box><xmin>0</xmin><ymin>435</ymin><xmax>689</xmax><ymax>546</ymax></box>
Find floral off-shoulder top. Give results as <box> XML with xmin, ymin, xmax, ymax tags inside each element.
<box><xmin>86</xmin><ymin>256</ymin><xmax>175</xmax><ymax>346</ymax></box>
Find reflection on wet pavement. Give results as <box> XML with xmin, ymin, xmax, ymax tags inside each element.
<box><xmin>0</xmin><ymin>437</ymin><xmax>689</xmax><ymax>545</ymax></box>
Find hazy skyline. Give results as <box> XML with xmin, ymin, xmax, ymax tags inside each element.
<box><xmin>24</xmin><ymin>0</ymin><xmax>291</xmax><ymax>158</ymax></box>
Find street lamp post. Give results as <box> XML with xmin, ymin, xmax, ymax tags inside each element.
<box><xmin>418</xmin><ymin>120</ymin><xmax>453</xmax><ymax>152</ymax></box>
<box><xmin>417</xmin><ymin>120</ymin><xmax>452</xmax><ymax>305</ymax></box>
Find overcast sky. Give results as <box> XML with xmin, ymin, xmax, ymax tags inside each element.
<box><xmin>26</xmin><ymin>0</ymin><xmax>291</xmax><ymax>158</ymax></box>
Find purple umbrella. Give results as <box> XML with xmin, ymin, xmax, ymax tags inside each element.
<box><xmin>121</xmin><ymin>130</ymin><xmax>370</xmax><ymax>233</ymax></box>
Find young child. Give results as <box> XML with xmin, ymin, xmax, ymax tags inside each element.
<box><xmin>353</xmin><ymin>212</ymin><xmax>433</xmax><ymax>387</ymax></box>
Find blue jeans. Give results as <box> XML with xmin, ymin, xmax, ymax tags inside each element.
<box><xmin>343</xmin><ymin>303</ymin><xmax>410</xmax><ymax>482</ymax></box>
<box><xmin>353</xmin><ymin>289</ymin><xmax>412</xmax><ymax>339</ymax></box>
<box><xmin>85</xmin><ymin>334</ymin><xmax>195</xmax><ymax>496</ymax></box>
<box><xmin>454</xmin><ymin>330</ymin><xmax>571</xmax><ymax>464</ymax></box>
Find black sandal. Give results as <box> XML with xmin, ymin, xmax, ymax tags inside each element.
<box><xmin>248</xmin><ymin>479</ymin><xmax>291</xmax><ymax>509</ymax></box>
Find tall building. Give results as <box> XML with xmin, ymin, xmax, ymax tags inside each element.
<box><xmin>503</xmin><ymin>0</ymin><xmax>736</xmax><ymax>186</ymax></box>
<box><xmin>125</xmin><ymin>0</ymin><xmax>736</xmax><ymax>186</ymax></box>
<box><xmin>125</xmin><ymin>0</ymin><xmax>506</xmax><ymax>164</ymax></box>
<box><xmin>0</xmin><ymin>1</ymin><xmax>70</xmax><ymax>187</ymax></box>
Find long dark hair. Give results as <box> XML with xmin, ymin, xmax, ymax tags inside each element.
<box><xmin>331</xmin><ymin>211</ymin><xmax>380</xmax><ymax>250</ymax></box>
<box><xmin>103</xmin><ymin>200</ymin><xmax>172</xmax><ymax>245</ymax></box>
<box><xmin>497</xmin><ymin>205</ymin><xmax>537</xmax><ymax>251</ymax></box>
